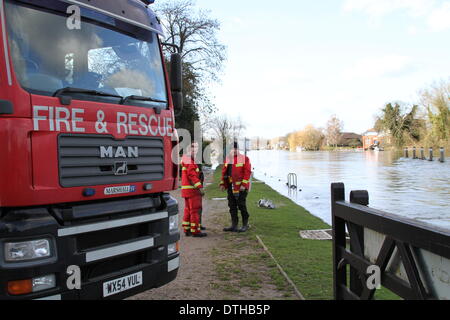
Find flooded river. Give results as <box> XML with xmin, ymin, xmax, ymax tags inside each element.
<box><xmin>248</xmin><ymin>150</ymin><xmax>450</xmax><ymax>230</ymax></box>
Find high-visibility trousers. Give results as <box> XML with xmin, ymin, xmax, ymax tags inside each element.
<box><xmin>182</xmin><ymin>194</ymin><xmax>202</xmax><ymax>234</ymax></box>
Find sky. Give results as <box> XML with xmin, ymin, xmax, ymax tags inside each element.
<box><xmin>193</xmin><ymin>0</ymin><xmax>450</xmax><ymax>138</ymax></box>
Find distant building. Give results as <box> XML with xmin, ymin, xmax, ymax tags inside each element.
<box><xmin>269</xmin><ymin>137</ymin><xmax>288</xmax><ymax>150</ymax></box>
<box><xmin>249</xmin><ymin>137</ymin><xmax>269</xmax><ymax>151</ymax></box>
<box><xmin>362</xmin><ymin>129</ymin><xmax>380</xmax><ymax>150</ymax></box>
<box><xmin>338</xmin><ymin>132</ymin><xmax>362</xmax><ymax>147</ymax></box>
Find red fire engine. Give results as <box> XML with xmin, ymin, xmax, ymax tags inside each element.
<box><xmin>0</xmin><ymin>0</ymin><xmax>182</xmax><ymax>299</ymax></box>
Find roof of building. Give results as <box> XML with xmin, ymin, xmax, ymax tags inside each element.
<box><xmin>338</xmin><ymin>132</ymin><xmax>362</xmax><ymax>145</ymax></box>
<box><xmin>362</xmin><ymin>129</ymin><xmax>379</xmax><ymax>136</ymax></box>
<box><xmin>340</xmin><ymin>132</ymin><xmax>362</xmax><ymax>140</ymax></box>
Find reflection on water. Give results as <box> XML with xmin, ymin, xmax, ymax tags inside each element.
<box><xmin>248</xmin><ymin>150</ymin><xmax>450</xmax><ymax>230</ymax></box>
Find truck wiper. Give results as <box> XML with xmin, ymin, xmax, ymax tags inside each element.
<box><xmin>53</xmin><ymin>87</ymin><xmax>123</xmax><ymax>105</ymax></box>
<box><xmin>121</xmin><ymin>95</ymin><xmax>167</xmax><ymax>105</ymax></box>
<box><xmin>121</xmin><ymin>95</ymin><xmax>167</xmax><ymax>114</ymax></box>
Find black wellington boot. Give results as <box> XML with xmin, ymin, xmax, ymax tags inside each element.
<box><xmin>223</xmin><ymin>216</ymin><xmax>238</xmax><ymax>232</ymax></box>
<box><xmin>238</xmin><ymin>218</ymin><xmax>250</xmax><ymax>233</ymax></box>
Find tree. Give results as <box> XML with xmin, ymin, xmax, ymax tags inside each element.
<box><xmin>156</xmin><ymin>0</ymin><xmax>226</xmax><ymax>134</ymax></box>
<box><xmin>297</xmin><ymin>125</ymin><xmax>325</xmax><ymax>150</ymax></box>
<box><xmin>325</xmin><ymin>115</ymin><xmax>343</xmax><ymax>147</ymax></box>
<box><xmin>376</xmin><ymin>102</ymin><xmax>422</xmax><ymax>147</ymax></box>
<box><xmin>419</xmin><ymin>81</ymin><xmax>450</xmax><ymax>142</ymax></box>
<box><xmin>209</xmin><ymin>115</ymin><xmax>246</xmax><ymax>162</ymax></box>
<box><xmin>287</xmin><ymin>125</ymin><xmax>324</xmax><ymax>151</ymax></box>
<box><xmin>287</xmin><ymin>131</ymin><xmax>300</xmax><ymax>151</ymax></box>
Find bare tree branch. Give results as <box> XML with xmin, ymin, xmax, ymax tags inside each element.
<box><xmin>155</xmin><ymin>0</ymin><xmax>226</xmax><ymax>129</ymax></box>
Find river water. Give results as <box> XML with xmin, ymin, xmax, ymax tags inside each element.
<box><xmin>248</xmin><ymin>150</ymin><xmax>450</xmax><ymax>230</ymax></box>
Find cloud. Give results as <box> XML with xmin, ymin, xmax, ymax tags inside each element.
<box><xmin>343</xmin><ymin>0</ymin><xmax>434</xmax><ymax>17</ymax></box>
<box><xmin>428</xmin><ymin>2</ymin><xmax>450</xmax><ymax>31</ymax></box>
<box><xmin>343</xmin><ymin>0</ymin><xmax>450</xmax><ymax>32</ymax></box>
<box><xmin>345</xmin><ymin>55</ymin><xmax>416</xmax><ymax>79</ymax></box>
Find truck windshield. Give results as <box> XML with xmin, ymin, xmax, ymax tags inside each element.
<box><xmin>4</xmin><ymin>0</ymin><xmax>168</xmax><ymax>108</ymax></box>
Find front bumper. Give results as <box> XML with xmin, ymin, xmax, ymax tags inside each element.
<box><xmin>0</xmin><ymin>193</ymin><xmax>180</xmax><ymax>300</ymax></box>
<box><xmin>36</xmin><ymin>256</ymin><xmax>180</xmax><ymax>300</ymax></box>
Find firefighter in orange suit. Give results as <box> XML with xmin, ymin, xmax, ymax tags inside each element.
<box><xmin>220</xmin><ymin>142</ymin><xmax>252</xmax><ymax>233</ymax></box>
<box><xmin>181</xmin><ymin>142</ymin><xmax>207</xmax><ymax>238</ymax></box>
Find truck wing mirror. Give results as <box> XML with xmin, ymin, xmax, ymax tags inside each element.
<box><xmin>170</xmin><ymin>53</ymin><xmax>183</xmax><ymax>114</ymax></box>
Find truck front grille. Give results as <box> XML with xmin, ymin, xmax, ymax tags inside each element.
<box><xmin>58</xmin><ymin>134</ymin><xmax>164</xmax><ymax>187</ymax></box>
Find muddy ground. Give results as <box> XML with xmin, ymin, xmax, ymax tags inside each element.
<box><xmin>129</xmin><ymin>174</ymin><xmax>297</xmax><ymax>300</ymax></box>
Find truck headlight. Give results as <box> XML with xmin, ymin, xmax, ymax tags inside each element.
<box><xmin>169</xmin><ymin>215</ymin><xmax>179</xmax><ymax>232</ymax></box>
<box><xmin>4</xmin><ymin>239</ymin><xmax>52</xmax><ymax>262</ymax></box>
<box><xmin>32</xmin><ymin>274</ymin><xmax>56</xmax><ymax>292</ymax></box>
<box><xmin>8</xmin><ymin>274</ymin><xmax>56</xmax><ymax>295</ymax></box>
<box><xmin>168</xmin><ymin>242</ymin><xmax>179</xmax><ymax>255</ymax></box>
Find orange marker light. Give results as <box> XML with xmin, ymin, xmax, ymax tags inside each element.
<box><xmin>7</xmin><ymin>279</ymin><xmax>32</xmax><ymax>295</ymax></box>
<box><xmin>176</xmin><ymin>242</ymin><xmax>180</xmax><ymax>252</ymax></box>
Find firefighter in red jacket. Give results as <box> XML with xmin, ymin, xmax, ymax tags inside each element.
<box><xmin>181</xmin><ymin>142</ymin><xmax>207</xmax><ymax>238</ymax></box>
<box><xmin>220</xmin><ymin>142</ymin><xmax>252</xmax><ymax>233</ymax></box>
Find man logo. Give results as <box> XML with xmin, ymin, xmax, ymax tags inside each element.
<box><xmin>114</xmin><ymin>162</ymin><xmax>128</xmax><ymax>176</ymax></box>
<box><xmin>100</xmin><ymin>146</ymin><xmax>139</xmax><ymax>159</ymax></box>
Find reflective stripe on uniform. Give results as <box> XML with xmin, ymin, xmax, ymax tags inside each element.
<box><xmin>196</xmin><ymin>168</ymin><xmax>200</xmax><ymax>172</ymax></box>
<box><xmin>191</xmin><ymin>222</ymin><xmax>200</xmax><ymax>233</ymax></box>
<box><xmin>182</xmin><ymin>221</ymin><xmax>190</xmax><ymax>230</ymax></box>
<box><xmin>182</xmin><ymin>186</ymin><xmax>195</xmax><ymax>190</ymax></box>
<box><xmin>242</xmin><ymin>180</ymin><xmax>249</xmax><ymax>184</ymax></box>
<box><xmin>194</xmin><ymin>182</ymin><xmax>202</xmax><ymax>188</ymax></box>
<box><xmin>235</xmin><ymin>163</ymin><xmax>244</xmax><ymax>167</ymax></box>
<box><xmin>235</xmin><ymin>181</ymin><xmax>242</xmax><ymax>185</ymax></box>
<box><xmin>182</xmin><ymin>167</ymin><xmax>187</xmax><ymax>171</ymax></box>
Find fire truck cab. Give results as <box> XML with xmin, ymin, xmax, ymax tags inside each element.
<box><xmin>0</xmin><ymin>0</ymin><xmax>182</xmax><ymax>300</ymax></box>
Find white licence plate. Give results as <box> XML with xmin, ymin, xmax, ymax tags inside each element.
<box><xmin>103</xmin><ymin>271</ymin><xmax>143</xmax><ymax>298</ymax></box>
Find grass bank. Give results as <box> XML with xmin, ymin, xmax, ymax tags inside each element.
<box><xmin>205</xmin><ymin>166</ymin><xmax>399</xmax><ymax>300</ymax></box>
<box><xmin>205</xmin><ymin>167</ymin><xmax>332</xmax><ymax>299</ymax></box>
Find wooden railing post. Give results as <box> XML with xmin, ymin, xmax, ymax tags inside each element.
<box><xmin>331</xmin><ymin>183</ymin><xmax>346</xmax><ymax>300</ymax></box>
<box><xmin>348</xmin><ymin>190</ymin><xmax>368</xmax><ymax>297</ymax></box>
<box><xmin>330</xmin><ymin>183</ymin><xmax>450</xmax><ymax>300</ymax></box>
